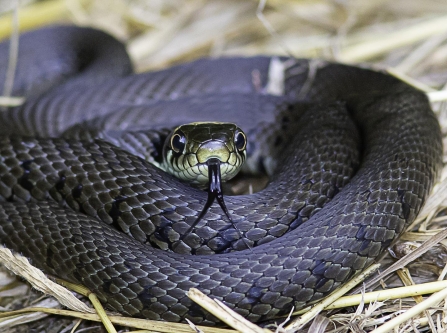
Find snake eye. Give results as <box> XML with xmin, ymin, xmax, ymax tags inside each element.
<box><xmin>171</xmin><ymin>131</ymin><xmax>186</xmax><ymax>154</ymax></box>
<box><xmin>235</xmin><ymin>131</ymin><xmax>247</xmax><ymax>152</ymax></box>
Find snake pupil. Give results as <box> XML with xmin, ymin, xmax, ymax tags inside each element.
<box><xmin>171</xmin><ymin>132</ymin><xmax>186</xmax><ymax>153</ymax></box>
<box><xmin>235</xmin><ymin>131</ymin><xmax>247</xmax><ymax>151</ymax></box>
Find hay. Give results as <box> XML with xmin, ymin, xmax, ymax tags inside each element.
<box><xmin>1</xmin><ymin>0</ymin><xmax>447</xmax><ymax>332</ymax></box>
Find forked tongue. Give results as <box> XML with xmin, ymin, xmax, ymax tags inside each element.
<box><xmin>196</xmin><ymin>158</ymin><xmax>230</xmax><ymax>222</ymax></box>
<box><xmin>184</xmin><ymin>158</ymin><xmax>251</xmax><ymax>249</ymax></box>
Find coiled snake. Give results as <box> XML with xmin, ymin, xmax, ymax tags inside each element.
<box><xmin>0</xmin><ymin>26</ymin><xmax>443</xmax><ymax>325</ymax></box>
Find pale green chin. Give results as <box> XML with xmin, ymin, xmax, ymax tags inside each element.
<box><xmin>167</xmin><ymin>160</ymin><xmax>241</xmax><ymax>186</ymax></box>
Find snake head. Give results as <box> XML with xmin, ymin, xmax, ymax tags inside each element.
<box><xmin>162</xmin><ymin>122</ymin><xmax>247</xmax><ymax>187</ymax></box>
<box><xmin>162</xmin><ymin>122</ymin><xmax>249</xmax><ymax>241</ymax></box>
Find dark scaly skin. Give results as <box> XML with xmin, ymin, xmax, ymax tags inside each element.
<box><xmin>0</xmin><ymin>26</ymin><xmax>443</xmax><ymax>324</ymax></box>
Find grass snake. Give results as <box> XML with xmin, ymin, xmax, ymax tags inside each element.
<box><xmin>0</xmin><ymin>26</ymin><xmax>443</xmax><ymax>325</ymax></box>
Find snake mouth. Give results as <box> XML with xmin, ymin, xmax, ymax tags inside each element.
<box><xmin>178</xmin><ymin>159</ymin><xmax>241</xmax><ymax>185</ymax></box>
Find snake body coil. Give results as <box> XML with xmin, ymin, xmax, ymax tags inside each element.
<box><xmin>0</xmin><ymin>26</ymin><xmax>443</xmax><ymax>324</ymax></box>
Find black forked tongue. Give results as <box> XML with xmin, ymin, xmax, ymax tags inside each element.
<box><xmin>195</xmin><ymin>158</ymin><xmax>229</xmax><ymax>223</ymax></box>
<box><xmin>183</xmin><ymin>158</ymin><xmax>251</xmax><ymax>250</ymax></box>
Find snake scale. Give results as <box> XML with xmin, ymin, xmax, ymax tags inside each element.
<box><xmin>0</xmin><ymin>26</ymin><xmax>443</xmax><ymax>325</ymax></box>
